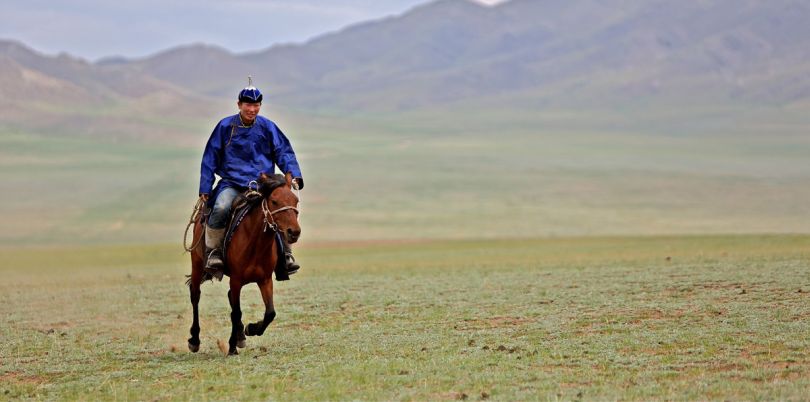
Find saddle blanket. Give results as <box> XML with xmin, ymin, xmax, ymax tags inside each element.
<box><xmin>219</xmin><ymin>192</ymin><xmax>289</xmax><ymax>281</ymax></box>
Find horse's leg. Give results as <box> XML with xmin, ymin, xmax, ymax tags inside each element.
<box><xmin>236</xmin><ymin>304</ymin><xmax>247</xmax><ymax>349</ymax></box>
<box><xmin>226</xmin><ymin>289</ymin><xmax>247</xmax><ymax>350</ymax></box>
<box><xmin>245</xmin><ymin>279</ymin><xmax>276</xmax><ymax>337</ymax></box>
<box><xmin>188</xmin><ymin>258</ymin><xmax>203</xmax><ymax>353</ymax></box>
<box><xmin>237</xmin><ymin>325</ymin><xmax>247</xmax><ymax>349</ymax></box>
<box><xmin>227</xmin><ymin>281</ymin><xmax>244</xmax><ymax>355</ymax></box>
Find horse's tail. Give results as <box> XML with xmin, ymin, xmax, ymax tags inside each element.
<box><xmin>185</xmin><ymin>272</ymin><xmax>216</xmax><ymax>287</ymax></box>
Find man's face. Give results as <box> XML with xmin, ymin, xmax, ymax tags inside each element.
<box><xmin>238</xmin><ymin>101</ymin><xmax>261</xmax><ymax>122</ymax></box>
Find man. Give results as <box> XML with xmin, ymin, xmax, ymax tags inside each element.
<box><xmin>199</xmin><ymin>80</ymin><xmax>304</xmax><ymax>280</ymax></box>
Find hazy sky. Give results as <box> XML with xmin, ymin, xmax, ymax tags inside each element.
<box><xmin>0</xmin><ymin>0</ymin><xmax>506</xmax><ymax>61</ymax></box>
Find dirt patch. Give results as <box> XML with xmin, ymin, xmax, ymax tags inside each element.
<box><xmin>454</xmin><ymin>316</ymin><xmax>534</xmax><ymax>330</ymax></box>
<box><xmin>726</xmin><ymin>363</ymin><xmax>810</xmax><ymax>384</ymax></box>
<box><xmin>698</xmin><ymin>281</ymin><xmax>746</xmax><ymax>290</ymax></box>
<box><xmin>707</xmin><ymin>363</ymin><xmax>748</xmax><ymax>373</ymax></box>
<box><xmin>633</xmin><ymin>308</ymin><xmax>685</xmax><ymax>321</ymax></box>
<box><xmin>558</xmin><ymin>381</ymin><xmax>593</xmax><ymax>389</ymax></box>
<box><xmin>140</xmin><ymin>349</ymin><xmax>169</xmax><ymax>357</ymax></box>
<box><xmin>434</xmin><ymin>391</ymin><xmax>469</xmax><ymax>400</ymax></box>
<box><xmin>485</xmin><ymin>344</ymin><xmax>520</xmax><ymax>354</ymax></box>
<box><xmin>762</xmin><ymin>361</ymin><xmax>795</xmax><ymax>370</ymax></box>
<box><xmin>32</xmin><ymin>320</ymin><xmax>74</xmax><ymax>335</ymax></box>
<box><xmin>0</xmin><ymin>372</ymin><xmax>47</xmax><ymax>385</ymax></box>
<box><xmin>575</xmin><ymin>305</ymin><xmax>745</xmax><ymax>336</ymax></box>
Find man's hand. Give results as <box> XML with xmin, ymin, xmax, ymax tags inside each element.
<box><xmin>200</xmin><ymin>194</ymin><xmax>209</xmax><ymax>203</ymax></box>
<box><xmin>292</xmin><ymin>177</ymin><xmax>304</xmax><ymax>190</ymax></box>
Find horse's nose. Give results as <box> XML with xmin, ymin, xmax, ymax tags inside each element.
<box><xmin>287</xmin><ymin>228</ymin><xmax>301</xmax><ymax>243</ymax></box>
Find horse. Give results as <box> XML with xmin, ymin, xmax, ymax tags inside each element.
<box><xmin>186</xmin><ymin>172</ymin><xmax>301</xmax><ymax>355</ymax></box>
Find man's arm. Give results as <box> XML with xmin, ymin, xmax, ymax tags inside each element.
<box><xmin>199</xmin><ymin>123</ymin><xmax>225</xmax><ymax>195</ymax></box>
<box><xmin>269</xmin><ymin>123</ymin><xmax>304</xmax><ymax>188</ymax></box>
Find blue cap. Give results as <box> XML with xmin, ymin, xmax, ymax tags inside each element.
<box><xmin>238</xmin><ymin>86</ymin><xmax>263</xmax><ymax>103</ymax></box>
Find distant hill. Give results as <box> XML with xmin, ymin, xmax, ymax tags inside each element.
<box><xmin>2</xmin><ymin>0</ymin><xmax>810</xmax><ymax>245</ymax></box>
<box><xmin>0</xmin><ymin>40</ymin><xmax>192</xmax><ymax>102</ymax></box>
<box><xmin>0</xmin><ymin>39</ymin><xmax>217</xmax><ymax>143</ymax></box>
<box><xmin>118</xmin><ymin>0</ymin><xmax>810</xmax><ymax>111</ymax></box>
<box><xmin>2</xmin><ymin>0</ymin><xmax>810</xmax><ymax>134</ymax></box>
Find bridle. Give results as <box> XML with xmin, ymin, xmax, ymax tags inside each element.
<box><xmin>244</xmin><ymin>179</ymin><xmax>301</xmax><ymax>233</ymax></box>
<box><xmin>260</xmin><ymin>199</ymin><xmax>299</xmax><ymax>233</ymax></box>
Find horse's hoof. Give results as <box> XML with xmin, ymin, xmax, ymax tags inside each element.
<box><xmin>188</xmin><ymin>342</ymin><xmax>200</xmax><ymax>353</ymax></box>
<box><xmin>228</xmin><ymin>349</ymin><xmax>239</xmax><ymax>356</ymax></box>
<box><xmin>237</xmin><ymin>339</ymin><xmax>246</xmax><ymax>349</ymax></box>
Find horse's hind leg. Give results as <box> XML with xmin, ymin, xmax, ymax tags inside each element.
<box><xmin>187</xmin><ymin>262</ymin><xmax>203</xmax><ymax>353</ymax></box>
<box><xmin>245</xmin><ymin>279</ymin><xmax>276</xmax><ymax>337</ymax></box>
<box><xmin>227</xmin><ymin>281</ymin><xmax>245</xmax><ymax>356</ymax></box>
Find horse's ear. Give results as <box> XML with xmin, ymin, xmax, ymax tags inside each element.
<box><xmin>259</xmin><ymin>172</ymin><xmax>270</xmax><ymax>181</ymax></box>
<box><xmin>284</xmin><ymin>172</ymin><xmax>293</xmax><ymax>188</ymax></box>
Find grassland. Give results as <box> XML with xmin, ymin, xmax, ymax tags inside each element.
<box><xmin>2</xmin><ymin>104</ymin><xmax>810</xmax><ymax>246</ymax></box>
<box><xmin>1</xmin><ymin>235</ymin><xmax>808</xmax><ymax>400</ymax></box>
<box><xmin>2</xmin><ymin>105</ymin><xmax>808</xmax><ymax>399</ymax></box>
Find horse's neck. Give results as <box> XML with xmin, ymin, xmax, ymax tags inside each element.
<box><xmin>234</xmin><ymin>206</ymin><xmax>277</xmax><ymax>253</ymax></box>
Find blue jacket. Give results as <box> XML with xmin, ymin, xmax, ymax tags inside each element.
<box><xmin>199</xmin><ymin>114</ymin><xmax>303</xmax><ymax>198</ymax></box>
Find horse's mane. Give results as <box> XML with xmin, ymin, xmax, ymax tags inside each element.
<box><xmin>257</xmin><ymin>173</ymin><xmax>287</xmax><ymax>197</ymax></box>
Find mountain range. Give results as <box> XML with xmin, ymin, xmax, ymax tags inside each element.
<box><xmin>3</xmin><ymin>0</ymin><xmax>810</xmax><ymax>245</ymax></box>
<box><xmin>2</xmin><ymin>0</ymin><xmax>809</xmax><ymax>138</ymax></box>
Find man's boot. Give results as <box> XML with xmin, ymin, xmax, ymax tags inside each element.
<box><xmin>284</xmin><ymin>242</ymin><xmax>300</xmax><ymax>275</ymax></box>
<box><xmin>204</xmin><ymin>226</ymin><xmax>226</xmax><ymax>280</ymax></box>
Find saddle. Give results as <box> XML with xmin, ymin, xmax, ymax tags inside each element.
<box><xmin>211</xmin><ymin>190</ymin><xmax>289</xmax><ymax>281</ymax></box>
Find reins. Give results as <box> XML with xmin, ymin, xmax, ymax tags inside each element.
<box><xmin>261</xmin><ymin>200</ymin><xmax>299</xmax><ymax>233</ymax></box>
<box><xmin>183</xmin><ymin>179</ymin><xmax>300</xmax><ymax>253</ymax></box>
<box><xmin>248</xmin><ymin>180</ymin><xmax>300</xmax><ymax>233</ymax></box>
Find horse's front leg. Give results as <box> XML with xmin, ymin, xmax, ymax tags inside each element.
<box><xmin>245</xmin><ymin>279</ymin><xmax>275</xmax><ymax>337</ymax></box>
<box><xmin>227</xmin><ymin>281</ymin><xmax>245</xmax><ymax>355</ymax></box>
<box><xmin>188</xmin><ymin>261</ymin><xmax>203</xmax><ymax>353</ymax></box>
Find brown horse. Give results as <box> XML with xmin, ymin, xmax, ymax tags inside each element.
<box><xmin>187</xmin><ymin>172</ymin><xmax>301</xmax><ymax>355</ymax></box>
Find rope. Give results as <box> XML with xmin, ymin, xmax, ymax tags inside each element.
<box><xmin>183</xmin><ymin>197</ymin><xmax>206</xmax><ymax>253</ymax></box>
<box><xmin>292</xmin><ymin>181</ymin><xmax>302</xmax><ymax>214</ymax></box>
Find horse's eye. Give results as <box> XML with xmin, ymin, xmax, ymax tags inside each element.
<box><xmin>272</xmin><ymin>200</ymin><xmax>279</xmax><ymax>206</ymax></box>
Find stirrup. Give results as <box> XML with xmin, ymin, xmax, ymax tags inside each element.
<box><xmin>285</xmin><ymin>252</ymin><xmax>300</xmax><ymax>275</ymax></box>
<box><xmin>205</xmin><ymin>249</ymin><xmax>224</xmax><ymax>281</ymax></box>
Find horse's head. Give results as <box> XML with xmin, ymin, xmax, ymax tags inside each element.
<box><xmin>258</xmin><ymin>172</ymin><xmax>301</xmax><ymax>244</ymax></box>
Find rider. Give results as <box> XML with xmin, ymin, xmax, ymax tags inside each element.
<box><xmin>199</xmin><ymin>79</ymin><xmax>304</xmax><ymax>280</ymax></box>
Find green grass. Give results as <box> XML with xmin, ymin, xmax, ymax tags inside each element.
<box><xmin>3</xmin><ymin>108</ymin><xmax>810</xmax><ymax>247</ymax></box>
<box><xmin>1</xmin><ymin>235</ymin><xmax>808</xmax><ymax>400</ymax></box>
